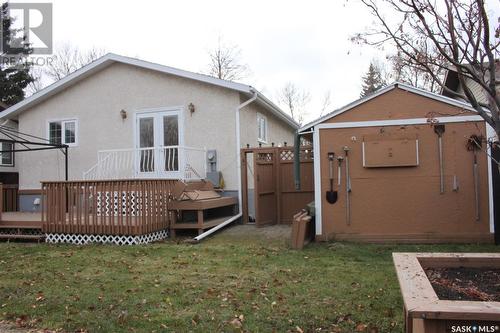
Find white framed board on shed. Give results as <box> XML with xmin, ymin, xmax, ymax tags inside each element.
<box><xmin>362</xmin><ymin>134</ymin><xmax>419</xmax><ymax>168</ymax></box>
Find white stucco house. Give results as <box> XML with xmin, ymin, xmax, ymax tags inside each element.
<box><xmin>0</xmin><ymin>53</ymin><xmax>298</xmax><ymax>212</ymax></box>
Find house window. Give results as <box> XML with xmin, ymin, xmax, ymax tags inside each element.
<box><xmin>48</xmin><ymin>120</ymin><xmax>77</xmax><ymax>146</ymax></box>
<box><xmin>257</xmin><ymin>113</ymin><xmax>268</xmax><ymax>143</ymax></box>
<box><xmin>0</xmin><ymin>142</ymin><xmax>14</xmax><ymax>166</ymax></box>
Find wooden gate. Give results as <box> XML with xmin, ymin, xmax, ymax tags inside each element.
<box><xmin>241</xmin><ymin>146</ymin><xmax>314</xmax><ymax>225</ymax></box>
<box><xmin>254</xmin><ymin>149</ymin><xmax>278</xmax><ymax>226</ymax></box>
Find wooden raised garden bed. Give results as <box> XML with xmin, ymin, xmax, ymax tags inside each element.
<box><xmin>393</xmin><ymin>253</ymin><xmax>500</xmax><ymax>333</ymax></box>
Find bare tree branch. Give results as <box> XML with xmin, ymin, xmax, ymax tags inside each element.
<box><xmin>44</xmin><ymin>43</ymin><xmax>106</xmax><ymax>82</ymax></box>
<box><xmin>276</xmin><ymin>82</ymin><xmax>310</xmax><ymax>125</ymax></box>
<box><xmin>206</xmin><ymin>36</ymin><xmax>250</xmax><ymax>81</ymax></box>
<box><xmin>319</xmin><ymin>90</ymin><xmax>332</xmax><ymax>117</ymax></box>
<box><xmin>353</xmin><ymin>0</ymin><xmax>499</xmax><ymax>138</ymax></box>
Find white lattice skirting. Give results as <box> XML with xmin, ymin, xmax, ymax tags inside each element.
<box><xmin>45</xmin><ymin>230</ymin><xmax>168</xmax><ymax>245</ymax></box>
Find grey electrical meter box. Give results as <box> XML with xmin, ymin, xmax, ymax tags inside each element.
<box><xmin>206</xmin><ymin>149</ymin><xmax>220</xmax><ymax>186</ymax></box>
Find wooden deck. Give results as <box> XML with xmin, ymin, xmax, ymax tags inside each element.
<box><xmin>42</xmin><ymin>179</ymin><xmax>176</xmax><ymax>236</ymax></box>
<box><xmin>0</xmin><ymin>180</ymin><xmax>239</xmax><ymax>242</ymax></box>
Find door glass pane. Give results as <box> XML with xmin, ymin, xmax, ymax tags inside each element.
<box><xmin>163</xmin><ymin>116</ymin><xmax>178</xmax><ymax>146</ymax></box>
<box><xmin>163</xmin><ymin>115</ymin><xmax>178</xmax><ymax>171</ymax></box>
<box><xmin>139</xmin><ymin>117</ymin><xmax>154</xmax><ymax>172</ymax></box>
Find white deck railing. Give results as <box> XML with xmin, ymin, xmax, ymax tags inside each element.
<box><xmin>83</xmin><ymin>146</ymin><xmax>207</xmax><ymax>181</ymax></box>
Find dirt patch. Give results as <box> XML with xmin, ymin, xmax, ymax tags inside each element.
<box><xmin>425</xmin><ymin>267</ymin><xmax>500</xmax><ymax>301</ymax></box>
<box><xmin>218</xmin><ymin>224</ymin><xmax>291</xmax><ymax>239</ymax></box>
<box><xmin>203</xmin><ymin>223</ymin><xmax>292</xmax><ymax>246</ymax></box>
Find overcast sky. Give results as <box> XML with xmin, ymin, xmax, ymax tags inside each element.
<box><xmin>9</xmin><ymin>0</ymin><xmax>500</xmax><ymax>123</ymax></box>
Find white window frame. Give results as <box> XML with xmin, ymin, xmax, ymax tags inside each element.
<box><xmin>0</xmin><ymin>142</ymin><xmax>14</xmax><ymax>167</ymax></box>
<box><xmin>47</xmin><ymin>119</ymin><xmax>78</xmax><ymax>147</ymax></box>
<box><xmin>257</xmin><ymin>112</ymin><xmax>268</xmax><ymax>143</ymax></box>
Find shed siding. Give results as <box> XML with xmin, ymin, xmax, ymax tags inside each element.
<box><xmin>317</xmin><ymin>87</ymin><xmax>492</xmax><ymax>242</ymax></box>
<box><xmin>324</xmin><ymin>88</ymin><xmax>477</xmax><ymax>123</ymax></box>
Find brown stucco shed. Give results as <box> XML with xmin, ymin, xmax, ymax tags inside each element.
<box><xmin>301</xmin><ymin>83</ymin><xmax>496</xmax><ymax>243</ymax></box>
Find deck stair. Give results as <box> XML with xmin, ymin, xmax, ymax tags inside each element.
<box><xmin>169</xmin><ymin>181</ymin><xmax>238</xmax><ymax>237</ymax></box>
<box><xmin>0</xmin><ymin>213</ymin><xmax>44</xmax><ymax>241</ymax></box>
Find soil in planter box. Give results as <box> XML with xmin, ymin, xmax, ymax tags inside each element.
<box><xmin>425</xmin><ymin>267</ymin><xmax>500</xmax><ymax>301</ymax></box>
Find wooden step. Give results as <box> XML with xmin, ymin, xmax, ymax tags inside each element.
<box><xmin>0</xmin><ymin>224</ymin><xmax>42</xmax><ymax>229</ymax></box>
<box><xmin>170</xmin><ymin>196</ymin><xmax>237</xmax><ymax>210</ymax></box>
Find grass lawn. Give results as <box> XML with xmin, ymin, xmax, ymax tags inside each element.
<box><xmin>0</xmin><ymin>229</ymin><xmax>498</xmax><ymax>333</ymax></box>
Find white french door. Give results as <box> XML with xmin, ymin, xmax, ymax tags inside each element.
<box><xmin>135</xmin><ymin>109</ymin><xmax>182</xmax><ymax>178</ymax></box>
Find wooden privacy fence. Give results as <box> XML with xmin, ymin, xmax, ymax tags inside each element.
<box><xmin>42</xmin><ymin>179</ymin><xmax>179</xmax><ymax>235</ymax></box>
<box><xmin>241</xmin><ymin>146</ymin><xmax>314</xmax><ymax>226</ymax></box>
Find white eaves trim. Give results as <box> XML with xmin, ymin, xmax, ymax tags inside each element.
<box><xmin>315</xmin><ymin>115</ymin><xmax>484</xmax><ymax>130</ymax></box>
<box><xmin>1</xmin><ymin>53</ymin><xmax>299</xmax><ymax>129</ymax></box>
<box><xmin>299</xmin><ymin>82</ymin><xmax>480</xmax><ymax>132</ymax></box>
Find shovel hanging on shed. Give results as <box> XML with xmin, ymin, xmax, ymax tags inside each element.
<box><xmin>326</xmin><ymin>152</ymin><xmax>338</xmax><ymax>204</ymax></box>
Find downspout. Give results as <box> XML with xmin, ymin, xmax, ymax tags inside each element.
<box><xmin>293</xmin><ymin>130</ymin><xmax>313</xmax><ymax>190</ymax></box>
<box><xmin>192</xmin><ymin>90</ymin><xmax>258</xmax><ymax>242</ymax></box>
<box><xmin>294</xmin><ymin>131</ymin><xmax>301</xmax><ymax>190</ymax></box>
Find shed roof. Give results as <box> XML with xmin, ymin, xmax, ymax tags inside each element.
<box><xmin>299</xmin><ymin>82</ymin><xmax>479</xmax><ymax>133</ymax></box>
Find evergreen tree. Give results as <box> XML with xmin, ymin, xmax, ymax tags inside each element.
<box><xmin>360</xmin><ymin>62</ymin><xmax>386</xmax><ymax>98</ymax></box>
<box><xmin>0</xmin><ymin>2</ymin><xmax>33</xmax><ymax>106</ymax></box>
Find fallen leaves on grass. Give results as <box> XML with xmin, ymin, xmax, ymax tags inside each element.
<box><xmin>356</xmin><ymin>323</ymin><xmax>368</xmax><ymax>331</ymax></box>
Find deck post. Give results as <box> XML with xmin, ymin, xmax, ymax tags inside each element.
<box><xmin>64</xmin><ymin>146</ymin><xmax>68</xmax><ymax>181</ymax></box>
<box><xmin>197</xmin><ymin>210</ymin><xmax>204</xmax><ymax>235</ymax></box>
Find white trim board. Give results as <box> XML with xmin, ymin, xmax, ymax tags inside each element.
<box><xmin>486</xmin><ymin>124</ymin><xmax>496</xmax><ymax>234</ymax></box>
<box><xmin>0</xmin><ymin>53</ymin><xmax>299</xmax><ymax>129</ymax></box>
<box><xmin>313</xmin><ymin>128</ymin><xmax>322</xmax><ymax>236</ymax></box>
<box><xmin>315</xmin><ymin>115</ymin><xmax>484</xmax><ymax>130</ymax></box>
<box><xmin>299</xmin><ymin>82</ymin><xmax>483</xmax><ymax>133</ymax></box>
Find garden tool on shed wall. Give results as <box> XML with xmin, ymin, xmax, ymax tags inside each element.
<box><xmin>473</xmin><ymin>149</ymin><xmax>480</xmax><ymax>221</ymax></box>
<box><xmin>337</xmin><ymin>156</ymin><xmax>344</xmax><ymax>186</ymax></box>
<box><xmin>326</xmin><ymin>152</ymin><xmax>338</xmax><ymax>204</ymax></box>
<box><xmin>467</xmin><ymin>135</ymin><xmax>482</xmax><ymax>221</ymax></box>
<box><xmin>343</xmin><ymin>146</ymin><xmax>352</xmax><ymax>225</ymax></box>
<box><xmin>434</xmin><ymin>124</ymin><xmax>446</xmax><ymax>194</ymax></box>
